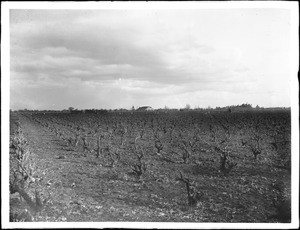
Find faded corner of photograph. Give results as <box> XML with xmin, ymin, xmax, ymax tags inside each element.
<box><xmin>4</xmin><ymin>1</ymin><xmax>299</xmax><ymax>228</ymax></box>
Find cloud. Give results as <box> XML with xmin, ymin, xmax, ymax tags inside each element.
<box><xmin>10</xmin><ymin>10</ymin><xmax>220</xmax><ymax>85</ymax></box>
<box><xmin>9</xmin><ymin>9</ymin><xmax>291</xmax><ymax>109</ymax></box>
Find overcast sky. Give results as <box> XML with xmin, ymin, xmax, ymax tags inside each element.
<box><xmin>10</xmin><ymin>8</ymin><xmax>292</xmax><ymax>110</ymax></box>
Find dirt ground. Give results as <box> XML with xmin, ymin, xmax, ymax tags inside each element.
<box><xmin>9</xmin><ymin>112</ymin><xmax>291</xmax><ymax>223</ymax></box>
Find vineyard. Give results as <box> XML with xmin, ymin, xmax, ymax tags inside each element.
<box><xmin>9</xmin><ymin>109</ymin><xmax>291</xmax><ymax>222</ymax></box>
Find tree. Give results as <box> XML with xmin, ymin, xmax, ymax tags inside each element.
<box><xmin>68</xmin><ymin>107</ymin><xmax>74</xmax><ymax>112</ymax></box>
<box><xmin>185</xmin><ymin>104</ymin><xmax>191</xmax><ymax>110</ymax></box>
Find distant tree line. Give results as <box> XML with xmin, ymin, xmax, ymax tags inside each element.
<box><xmin>11</xmin><ymin>103</ymin><xmax>291</xmax><ymax>114</ymax></box>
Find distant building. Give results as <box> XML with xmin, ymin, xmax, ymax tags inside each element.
<box><xmin>136</xmin><ymin>106</ymin><xmax>153</xmax><ymax>112</ymax></box>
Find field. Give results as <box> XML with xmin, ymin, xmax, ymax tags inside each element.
<box><xmin>9</xmin><ymin>109</ymin><xmax>291</xmax><ymax>222</ymax></box>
